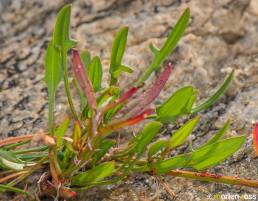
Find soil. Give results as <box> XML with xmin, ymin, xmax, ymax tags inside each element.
<box><xmin>0</xmin><ymin>0</ymin><xmax>258</xmax><ymax>200</ymax></box>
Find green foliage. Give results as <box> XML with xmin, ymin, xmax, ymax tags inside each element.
<box><xmin>156</xmin><ymin>86</ymin><xmax>196</xmax><ymax>123</ymax></box>
<box><xmin>71</xmin><ymin>162</ymin><xmax>115</xmax><ymax>186</ymax></box>
<box><xmin>148</xmin><ymin>139</ymin><xmax>168</xmax><ymax>159</ymax></box>
<box><xmin>55</xmin><ymin>118</ymin><xmax>70</xmax><ymax>148</ymax></box>
<box><xmin>109</xmin><ymin>27</ymin><xmax>131</xmax><ymax>85</ymax></box>
<box><xmin>53</xmin><ymin>4</ymin><xmax>77</xmax><ymax>51</ymax></box>
<box><xmin>132</xmin><ymin>121</ymin><xmax>162</xmax><ymax>158</ymax></box>
<box><xmin>0</xmin><ymin>5</ymin><xmax>249</xmax><ymax>200</ymax></box>
<box><xmin>191</xmin><ymin>71</ymin><xmax>234</xmax><ymax>114</ymax></box>
<box><xmin>169</xmin><ymin>116</ymin><xmax>199</xmax><ymax>148</ymax></box>
<box><xmin>190</xmin><ymin>136</ymin><xmax>245</xmax><ymax>170</ymax></box>
<box><xmin>88</xmin><ymin>56</ymin><xmax>103</xmax><ymax>91</ymax></box>
<box><xmin>153</xmin><ymin>154</ymin><xmax>191</xmax><ymax>174</ymax></box>
<box><xmin>44</xmin><ymin>41</ymin><xmax>62</xmax><ymax>132</ymax></box>
<box><xmin>136</xmin><ymin>8</ymin><xmax>190</xmax><ymax>86</ymax></box>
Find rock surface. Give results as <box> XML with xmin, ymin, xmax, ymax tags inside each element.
<box><xmin>0</xmin><ymin>0</ymin><xmax>258</xmax><ymax>200</ymax></box>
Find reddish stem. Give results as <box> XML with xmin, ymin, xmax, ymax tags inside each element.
<box><xmin>0</xmin><ymin>135</ymin><xmax>34</xmax><ymax>147</ymax></box>
<box><xmin>166</xmin><ymin>169</ymin><xmax>258</xmax><ymax>188</ymax></box>
<box><xmin>253</xmin><ymin>123</ymin><xmax>258</xmax><ymax>156</ymax></box>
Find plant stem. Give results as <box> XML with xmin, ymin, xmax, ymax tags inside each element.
<box><xmin>0</xmin><ymin>135</ymin><xmax>33</xmax><ymax>147</ymax></box>
<box><xmin>165</xmin><ymin>170</ymin><xmax>258</xmax><ymax>188</ymax></box>
<box><xmin>62</xmin><ymin>50</ymin><xmax>79</xmax><ymax>121</ymax></box>
<box><xmin>0</xmin><ymin>171</ymin><xmax>28</xmax><ymax>184</ymax></box>
<box><xmin>48</xmin><ymin>94</ymin><xmax>55</xmax><ymax>135</ymax></box>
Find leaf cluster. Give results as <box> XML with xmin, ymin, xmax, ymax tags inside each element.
<box><xmin>0</xmin><ymin>4</ymin><xmax>246</xmax><ymax>199</ymax></box>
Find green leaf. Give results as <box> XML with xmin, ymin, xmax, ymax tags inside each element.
<box><xmin>80</xmin><ymin>51</ymin><xmax>91</xmax><ymax>69</ymax></box>
<box><xmin>44</xmin><ymin>40</ymin><xmax>62</xmax><ymax>132</ymax></box>
<box><xmin>55</xmin><ymin>117</ymin><xmax>70</xmax><ymax>148</ymax></box>
<box><xmin>109</xmin><ymin>27</ymin><xmax>128</xmax><ymax>85</ymax></box>
<box><xmin>72</xmin><ymin>122</ymin><xmax>82</xmax><ymax>148</ymax></box>
<box><xmin>190</xmin><ymin>136</ymin><xmax>245</xmax><ymax>171</ymax></box>
<box><xmin>112</xmin><ymin>65</ymin><xmax>133</xmax><ymax>78</ymax></box>
<box><xmin>92</xmin><ymin>140</ymin><xmax>115</xmax><ymax>164</ymax></box>
<box><xmin>53</xmin><ymin>4</ymin><xmax>78</xmax><ymax>120</ymax></box>
<box><xmin>136</xmin><ymin>8</ymin><xmax>190</xmax><ymax>86</ymax></box>
<box><xmin>148</xmin><ymin>139</ymin><xmax>168</xmax><ymax>159</ymax></box>
<box><xmin>170</xmin><ymin>116</ymin><xmax>199</xmax><ymax>148</ymax></box>
<box><xmin>199</xmin><ymin>120</ymin><xmax>230</xmax><ymax>149</ymax></box>
<box><xmin>89</xmin><ymin>56</ymin><xmax>103</xmax><ymax>91</ymax></box>
<box><xmin>149</xmin><ymin>43</ymin><xmax>160</xmax><ymax>55</ymax></box>
<box><xmin>153</xmin><ymin>154</ymin><xmax>191</xmax><ymax>174</ymax></box>
<box><xmin>134</xmin><ymin>121</ymin><xmax>162</xmax><ymax>158</ymax></box>
<box><xmin>191</xmin><ymin>71</ymin><xmax>234</xmax><ymax>114</ymax></box>
<box><xmin>156</xmin><ymin>86</ymin><xmax>195</xmax><ymax>123</ymax></box>
<box><xmin>53</xmin><ymin>4</ymin><xmax>77</xmax><ymax>51</ymax></box>
<box><xmin>0</xmin><ymin>157</ymin><xmax>25</xmax><ymax>170</ymax></box>
<box><xmin>73</xmin><ymin>78</ymin><xmax>87</xmax><ymax>110</ymax></box>
<box><xmin>104</xmin><ymin>104</ymin><xmax>123</xmax><ymax>123</ymax></box>
<box><xmin>0</xmin><ymin>184</ymin><xmax>32</xmax><ymax>197</ymax></box>
<box><xmin>13</xmin><ymin>146</ymin><xmax>48</xmax><ymax>155</ymax></box>
<box><xmin>0</xmin><ymin>149</ymin><xmax>24</xmax><ymax>170</ymax></box>
<box><xmin>71</xmin><ymin>162</ymin><xmax>115</xmax><ymax>186</ymax></box>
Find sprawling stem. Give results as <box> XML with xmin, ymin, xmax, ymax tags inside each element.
<box><xmin>0</xmin><ymin>135</ymin><xmax>33</xmax><ymax>147</ymax></box>
<box><xmin>165</xmin><ymin>170</ymin><xmax>258</xmax><ymax>188</ymax></box>
<box><xmin>0</xmin><ymin>171</ymin><xmax>28</xmax><ymax>184</ymax></box>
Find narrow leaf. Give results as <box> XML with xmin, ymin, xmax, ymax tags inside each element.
<box><xmin>134</xmin><ymin>121</ymin><xmax>162</xmax><ymax>157</ymax></box>
<box><xmin>73</xmin><ymin>78</ymin><xmax>87</xmax><ymax>110</ymax></box>
<box><xmin>99</xmin><ymin>109</ymin><xmax>155</xmax><ymax>135</ymax></box>
<box><xmin>125</xmin><ymin>63</ymin><xmax>173</xmax><ymax>118</ymax></box>
<box><xmin>80</xmin><ymin>51</ymin><xmax>91</xmax><ymax>69</ymax></box>
<box><xmin>44</xmin><ymin>40</ymin><xmax>62</xmax><ymax>131</ymax></box>
<box><xmin>157</xmin><ymin>86</ymin><xmax>195</xmax><ymax>123</ymax></box>
<box><xmin>72</xmin><ymin>121</ymin><xmax>82</xmax><ymax>148</ymax></box>
<box><xmin>0</xmin><ymin>184</ymin><xmax>31</xmax><ymax>197</ymax></box>
<box><xmin>89</xmin><ymin>56</ymin><xmax>103</xmax><ymax>91</ymax></box>
<box><xmin>53</xmin><ymin>4</ymin><xmax>77</xmax><ymax>50</ymax></box>
<box><xmin>0</xmin><ymin>149</ymin><xmax>24</xmax><ymax>170</ymax></box>
<box><xmin>170</xmin><ymin>116</ymin><xmax>199</xmax><ymax>148</ymax></box>
<box><xmin>148</xmin><ymin>139</ymin><xmax>168</xmax><ymax>159</ymax></box>
<box><xmin>149</xmin><ymin>43</ymin><xmax>160</xmax><ymax>55</ymax></box>
<box><xmin>109</xmin><ymin>27</ymin><xmax>128</xmax><ymax>85</ymax></box>
<box><xmin>113</xmin><ymin>65</ymin><xmax>133</xmax><ymax>78</ymax></box>
<box><xmin>92</xmin><ymin>140</ymin><xmax>115</xmax><ymax>164</ymax></box>
<box><xmin>55</xmin><ymin>117</ymin><xmax>70</xmax><ymax>148</ymax></box>
<box><xmin>190</xmin><ymin>136</ymin><xmax>245</xmax><ymax>171</ymax></box>
<box><xmin>153</xmin><ymin>154</ymin><xmax>191</xmax><ymax>174</ymax></box>
<box><xmin>191</xmin><ymin>71</ymin><xmax>233</xmax><ymax>114</ymax></box>
<box><xmin>71</xmin><ymin>49</ymin><xmax>97</xmax><ymax>109</ymax></box>
<box><xmin>71</xmin><ymin>162</ymin><xmax>115</xmax><ymax>186</ymax></box>
<box><xmin>199</xmin><ymin>120</ymin><xmax>230</xmax><ymax>149</ymax></box>
<box><xmin>136</xmin><ymin>8</ymin><xmax>190</xmax><ymax>85</ymax></box>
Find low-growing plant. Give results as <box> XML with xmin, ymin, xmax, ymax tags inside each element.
<box><xmin>1</xmin><ymin>4</ymin><xmax>258</xmax><ymax>200</ymax></box>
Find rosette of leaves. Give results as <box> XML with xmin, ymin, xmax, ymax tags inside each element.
<box><xmin>0</xmin><ymin>4</ymin><xmax>257</xmax><ymax>200</ymax></box>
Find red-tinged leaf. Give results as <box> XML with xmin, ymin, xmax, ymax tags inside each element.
<box><xmin>99</xmin><ymin>109</ymin><xmax>154</xmax><ymax>135</ymax></box>
<box><xmin>123</xmin><ymin>63</ymin><xmax>172</xmax><ymax>118</ymax></box>
<box><xmin>124</xmin><ymin>108</ymin><xmax>155</xmax><ymax>126</ymax></box>
<box><xmin>71</xmin><ymin>49</ymin><xmax>96</xmax><ymax>109</ymax></box>
<box><xmin>253</xmin><ymin>123</ymin><xmax>258</xmax><ymax>156</ymax></box>
<box><xmin>100</xmin><ymin>87</ymin><xmax>139</xmax><ymax>113</ymax></box>
<box><xmin>118</xmin><ymin>87</ymin><xmax>139</xmax><ymax>103</ymax></box>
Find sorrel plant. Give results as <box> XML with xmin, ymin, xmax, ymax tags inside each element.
<box><xmin>0</xmin><ymin>4</ymin><xmax>258</xmax><ymax>200</ymax></box>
